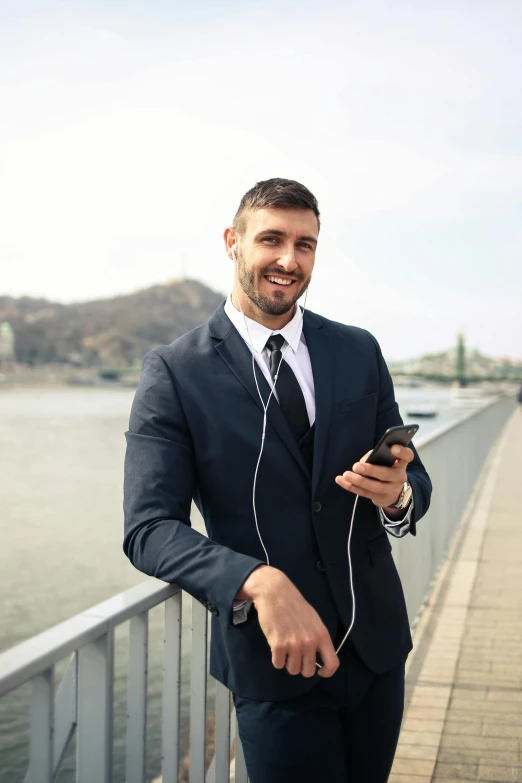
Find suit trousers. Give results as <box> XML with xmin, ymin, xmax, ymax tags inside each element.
<box><xmin>233</xmin><ymin>640</ymin><xmax>405</xmax><ymax>783</ymax></box>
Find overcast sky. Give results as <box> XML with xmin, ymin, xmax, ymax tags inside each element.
<box><xmin>1</xmin><ymin>0</ymin><xmax>521</xmax><ymax>360</ymax></box>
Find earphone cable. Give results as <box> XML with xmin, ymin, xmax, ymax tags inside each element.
<box><xmin>231</xmin><ymin>246</ymin><xmax>356</xmax><ymax>663</ymax></box>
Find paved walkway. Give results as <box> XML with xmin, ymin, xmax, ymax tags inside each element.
<box><xmin>390</xmin><ymin>405</ymin><xmax>522</xmax><ymax>782</ymax></box>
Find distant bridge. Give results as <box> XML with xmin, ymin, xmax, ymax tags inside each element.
<box><xmin>391</xmin><ymin>372</ymin><xmax>522</xmax><ymax>384</ymax></box>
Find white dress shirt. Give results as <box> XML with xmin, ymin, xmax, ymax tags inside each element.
<box><xmin>224</xmin><ymin>294</ymin><xmax>315</xmax><ymax>426</ymax></box>
<box><xmin>223</xmin><ymin>295</ymin><xmax>414</xmax><ymax>621</ymax></box>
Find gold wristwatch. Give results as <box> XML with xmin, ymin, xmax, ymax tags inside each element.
<box><xmin>390</xmin><ymin>481</ymin><xmax>413</xmax><ymax>510</ymax></box>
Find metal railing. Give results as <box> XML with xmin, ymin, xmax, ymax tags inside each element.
<box><xmin>391</xmin><ymin>394</ymin><xmax>516</xmax><ymax>625</ymax></box>
<box><xmin>0</xmin><ymin>580</ymin><xmax>247</xmax><ymax>783</ymax></box>
<box><xmin>0</xmin><ymin>394</ymin><xmax>516</xmax><ymax>782</ymax></box>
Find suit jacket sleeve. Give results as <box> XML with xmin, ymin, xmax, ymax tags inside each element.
<box><xmin>123</xmin><ymin>349</ymin><xmax>264</xmax><ymax>623</ymax></box>
<box><xmin>370</xmin><ymin>333</ymin><xmax>432</xmax><ymax>536</ymax></box>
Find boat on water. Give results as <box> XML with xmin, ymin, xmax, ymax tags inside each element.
<box><xmin>406</xmin><ymin>404</ymin><xmax>438</xmax><ymax>418</ymax></box>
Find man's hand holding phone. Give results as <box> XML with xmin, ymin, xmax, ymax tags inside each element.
<box><xmin>335</xmin><ymin>424</ymin><xmax>418</xmax><ymax>510</ymax></box>
<box><xmin>335</xmin><ymin>445</ymin><xmax>412</xmax><ymax>508</ymax></box>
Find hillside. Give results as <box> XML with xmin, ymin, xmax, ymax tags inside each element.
<box><xmin>0</xmin><ymin>279</ymin><xmax>225</xmax><ymax>367</ymax></box>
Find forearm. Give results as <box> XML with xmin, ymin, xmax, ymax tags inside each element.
<box><xmin>123</xmin><ymin>346</ymin><xmax>265</xmax><ymax>622</ymax></box>
<box><xmin>124</xmin><ymin>513</ymin><xmax>263</xmax><ymax>621</ymax></box>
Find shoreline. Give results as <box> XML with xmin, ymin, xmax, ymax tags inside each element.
<box><xmin>0</xmin><ymin>372</ymin><xmax>139</xmax><ymax>391</ymax></box>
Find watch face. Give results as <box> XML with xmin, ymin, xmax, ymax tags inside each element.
<box><xmin>400</xmin><ymin>483</ymin><xmax>413</xmax><ymax>508</ymax></box>
<box><xmin>393</xmin><ymin>481</ymin><xmax>411</xmax><ymax>509</ymax></box>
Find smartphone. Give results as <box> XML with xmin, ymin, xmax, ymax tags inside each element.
<box><xmin>366</xmin><ymin>424</ymin><xmax>419</xmax><ymax>468</ymax></box>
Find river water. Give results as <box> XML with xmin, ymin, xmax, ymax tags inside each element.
<box><xmin>0</xmin><ymin>383</ymin><xmax>475</xmax><ymax>780</ymax></box>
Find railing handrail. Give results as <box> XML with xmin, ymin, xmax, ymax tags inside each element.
<box><xmin>408</xmin><ymin>393</ymin><xmax>510</xmax><ymax>449</ymax></box>
<box><xmin>0</xmin><ymin>579</ymin><xmax>180</xmax><ymax>697</ymax></box>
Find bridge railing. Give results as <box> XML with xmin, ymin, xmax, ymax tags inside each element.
<box><xmin>0</xmin><ymin>580</ymin><xmax>247</xmax><ymax>783</ymax></box>
<box><xmin>0</xmin><ymin>393</ymin><xmax>517</xmax><ymax>782</ymax></box>
<box><xmin>392</xmin><ymin>394</ymin><xmax>516</xmax><ymax>626</ymax></box>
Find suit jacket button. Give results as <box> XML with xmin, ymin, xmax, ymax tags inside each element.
<box><xmin>313</xmin><ymin>501</ymin><xmax>323</xmax><ymax>513</ymax></box>
<box><xmin>317</xmin><ymin>560</ymin><xmax>326</xmax><ymax>572</ymax></box>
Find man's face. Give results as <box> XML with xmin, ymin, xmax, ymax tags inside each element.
<box><xmin>234</xmin><ymin>207</ymin><xmax>318</xmax><ymax>318</ymax></box>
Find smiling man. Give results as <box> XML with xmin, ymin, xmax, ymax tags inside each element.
<box><xmin>232</xmin><ymin>212</ymin><xmax>317</xmax><ymax>319</ymax></box>
<box><xmin>124</xmin><ymin>178</ymin><xmax>432</xmax><ymax>782</ymax></box>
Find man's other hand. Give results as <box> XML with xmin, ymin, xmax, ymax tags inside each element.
<box><xmin>335</xmin><ymin>444</ymin><xmax>414</xmax><ymax>509</ymax></box>
<box><xmin>237</xmin><ymin>566</ymin><xmax>339</xmax><ymax>679</ymax></box>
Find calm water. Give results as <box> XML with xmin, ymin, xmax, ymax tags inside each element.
<box><xmin>0</xmin><ymin>383</ymin><xmax>477</xmax><ymax>780</ymax></box>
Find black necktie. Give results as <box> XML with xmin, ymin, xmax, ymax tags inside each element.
<box><xmin>266</xmin><ymin>334</ymin><xmax>310</xmax><ymax>442</ymax></box>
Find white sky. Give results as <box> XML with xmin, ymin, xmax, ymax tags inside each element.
<box><xmin>1</xmin><ymin>0</ymin><xmax>521</xmax><ymax>360</ymax></box>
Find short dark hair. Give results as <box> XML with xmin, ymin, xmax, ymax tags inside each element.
<box><xmin>233</xmin><ymin>178</ymin><xmax>320</xmax><ymax>234</ymax></box>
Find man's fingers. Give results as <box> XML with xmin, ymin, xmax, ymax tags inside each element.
<box><xmin>350</xmin><ymin>462</ymin><xmax>407</xmax><ymax>484</ymax></box>
<box><xmin>361</xmin><ymin>445</ymin><xmax>413</xmax><ymax>468</ymax></box>
<box><xmin>285</xmin><ymin>647</ymin><xmax>303</xmax><ymax>676</ymax></box>
<box><xmin>300</xmin><ymin>640</ymin><xmax>318</xmax><ymax>679</ymax></box>
<box><xmin>271</xmin><ymin>633</ymin><xmax>336</xmax><ymax>678</ymax></box>
<box><xmin>285</xmin><ymin>639</ymin><xmax>318</xmax><ymax>677</ymax></box>
<box><xmin>271</xmin><ymin>644</ymin><xmax>286</xmax><ymax>670</ymax></box>
<box><xmin>335</xmin><ymin>475</ymin><xmax>379</xmax><ymax>499</ymax></box>
<box><xmin>390</xmin><ymin>445</ymin><xmax>414</xmax><ymax>464</ymax></box>
<box><xmin>339</xmin><ymin>472</ymin><xmax>391</xmax><ymax>494</ymax></box>
<box><xmin>316</xmin><ymin>635</ymin><xmax>339</xmax><ymax>678</ymax></box>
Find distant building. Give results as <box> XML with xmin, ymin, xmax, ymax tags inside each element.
<box><xmin>0</xmin><ymin>322</ymin><xmax>15</xmax><ymax>365</ymax></box>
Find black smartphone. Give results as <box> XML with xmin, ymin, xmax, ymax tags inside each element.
<box><xmin>366</xmin><ymin>424</ymin><xmax>419</xmax><ymax>468</ymax></box>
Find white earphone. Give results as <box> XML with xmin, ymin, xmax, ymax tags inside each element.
<box><xmin>230</xmin><ymin>240</ymin><xmax>357</xmax><ymax>663</ymax></box>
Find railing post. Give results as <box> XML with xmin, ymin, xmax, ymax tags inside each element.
<box><xmin>52</xmin><ymin>653</ymin><xmax>77</xmax><ymax>776</ymax></box>
<box><xmin>190</xmin><ymin>598</ymin><xmax>208</xmax><ymax>781</ymax></box>
<box><xmin>213</xmin><ymin>681</ymin><xmax>231</xmax><ymax>782</ymax></box>
<box><xmin>161</xmin><ymin>592</ymin><xmax>182</xmax><ymax>783</ymax></box>
<box><xmin>27</xmin><ymin>668</ymin><xmax>54</xmax><ymax>783</ymax></box>
<box><xmin>126</xmin><ymin>611</ymin><xmax>149</xmax><ymax>783</ymax></box>
<box><xmin>76</xmin><ymin>630</ymin><xmax>114</xmax><ymax>783</ymax></box>
<box><xmin>234</xmin><ymin>715</ymin><xmax>248</xmax><ymax>783</ymax></box>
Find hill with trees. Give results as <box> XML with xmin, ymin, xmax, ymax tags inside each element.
<box><xmin>0</xmin><ymin>279</ymin><xmax>225</xmax><ymax>368</ymax></box>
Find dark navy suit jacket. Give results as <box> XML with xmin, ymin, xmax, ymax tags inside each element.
<box><xmin>123</xmin><ymin>302</ymin><xmax>432</xmax><ymax>701</ymax></box>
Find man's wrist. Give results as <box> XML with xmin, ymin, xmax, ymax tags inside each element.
<box><xmin>235</xmin><ymin>564</ymin><xmax>268</xmax><ymax>601</ymax></box>
<box><xmin>374</xmin><ymin>481</ymin><xmax>413</xmax><ymax>520</ymax></box>
<box><xmin>235</xmin><ymin>565</ymin><xmax>285</xmax><ymax>603</ymax></box>
<box><xmin>382</xmin><ymin>504</ymin><xmax>408</xmax><ymax>521</ymax></box>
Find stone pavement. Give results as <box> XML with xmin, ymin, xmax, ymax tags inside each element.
<box><xmin>390</xmin><ymin>405</ymin><xmax>522</xmax><ymax>782</ymax></box>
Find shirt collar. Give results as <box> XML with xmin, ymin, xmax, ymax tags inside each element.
<box><xmin>224</xmin><ymin>294</ymin><xmax>304</xmax><ymax>355</ymax></box>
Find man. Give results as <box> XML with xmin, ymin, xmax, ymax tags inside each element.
<box><xmin>123</xmin><ymin>178</ymin><xmax>432</xmax><ymax>782</ymax></box>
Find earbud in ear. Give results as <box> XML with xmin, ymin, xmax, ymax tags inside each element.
<box><xmin>230</xmin><ymin>244</ymin><xmax>237</xmax><ymax>261</ymax></box>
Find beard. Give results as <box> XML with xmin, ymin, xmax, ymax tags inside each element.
<box><xmin>236</xmin><ymin>248</ymin><xmax>311</xmax><ymax>316</ymax></box>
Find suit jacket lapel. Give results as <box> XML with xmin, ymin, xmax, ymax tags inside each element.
<box><xmin>303</xmin><ymin>312</ymin><xmax>334</xmax><ymax>497</ymax></box>
<box><xmin>212</xmin><ymin>308</ymin><xmax>311</xmax><ymax>480</ymax></box>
